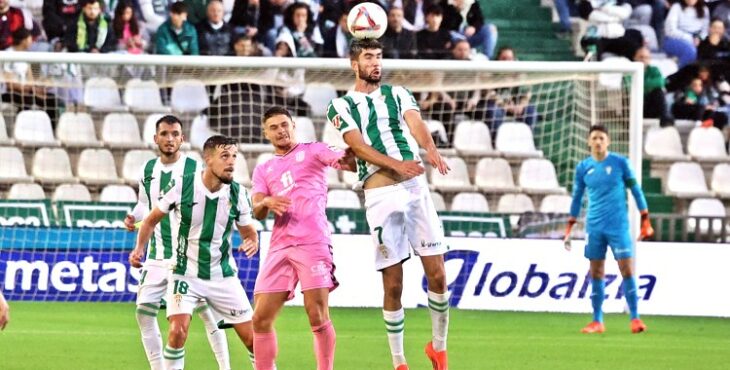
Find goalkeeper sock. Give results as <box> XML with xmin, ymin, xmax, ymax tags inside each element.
<box><xmin>253</xmin><ymin>331</ymin><xmax>278</xmax><ymax>370</ymax></box>
<box><xmin>195</xmin><ymin>303</ymin><xmax>230</xmax><ymax>370</ymax></box>
<box><xmin>427</xmin><ymin>290</ymin><xmax>450</xmax><ymax>352</ymax></box>
<box><xmin>383</xmin><ymin>308</ymin><xmax>407</xmax><ymax>367</ymax></box>
<box><xmin>163</xmin><ymin>345</ymin><xmax>185</xmax><ymax>370</ymax></box>
<box><xmin>135</xmin><ymin>303</ymin><xmax>163</xmax><ymax>370</ymax></box>
<box><xmin>312</xmin><ymin>320</ymin><xmax>336</xmax><ymax>370</ymax></box>
<box><xmin>590</xmin><ymin>278</ymin><xmax>605</xmax><ymax>323</ymax></box>
<box><xmin>622</xmin><ymin>277</ymin><xmax>640</xmax><ymax>320</ymax></box>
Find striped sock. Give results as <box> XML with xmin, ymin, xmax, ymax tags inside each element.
<box><xmin>163</xmin><ymin>345</ymin><xmax>185</xmax><ymax>370</ymax></box>
<box><xmin>195</xmin><ymin>303</ymin><xmax>230</xmax><ymax>370</ymax></box>
<box><xmin>427</xmin><ymin>291</ymin><xmax>450</xmax><ymax>352</ymax></box>
<box><xmin>135</xmin><ymin>303</ymin><xmax>163</xmax><ymax>370</ymax></box>
<box><xmin>383</xmin><ymin>308</ymin><xmax>406</xmax><ymax>367</ymax></box>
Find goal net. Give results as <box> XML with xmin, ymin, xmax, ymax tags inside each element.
<box><xmin>0</xmin><ymin>52</ymin><xmax>643</xmax><ymax>302</ymax></box>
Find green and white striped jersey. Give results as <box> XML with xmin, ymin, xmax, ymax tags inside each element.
<box><xmin>132</xmin><ymin>155</ymin><xmax>200</xmax><ymax>261</ymax></box>
<box><xmin>326</xmin><ymin>84</ymin><xmax>421</xmax><ymax>183</ymax></box>
<box><xmin>157</xmin><ymin>170</ymin><xmax>253</xmax><ymax>280</ymax></box>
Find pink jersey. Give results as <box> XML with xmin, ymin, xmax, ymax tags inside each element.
<box><xmin>252</xmin><ymin>142</ymin><xmax>345</xmax><ymax>250</ymax></box>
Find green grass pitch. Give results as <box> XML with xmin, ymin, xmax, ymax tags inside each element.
<box><xmin>1</xmin><ymin>302</ymin><xmax>729</xmax><ymax>369</ymax></box>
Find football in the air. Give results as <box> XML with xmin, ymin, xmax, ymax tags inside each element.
<box><xmin>347</xmin><ymin>2</ymin><xmax>387</xmax><ymax>39</ymax></box>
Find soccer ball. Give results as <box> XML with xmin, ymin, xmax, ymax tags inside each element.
<box><xmin>347</xmin><ymin>2</ymin><xmax>387</xmax><ymax>40</ymax></box>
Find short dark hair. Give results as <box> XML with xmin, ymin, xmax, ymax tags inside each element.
<box><xmin>170</xmin><ymin>1</ymin><xmax>187</xmax><ymax>14</ymax></box>
<box><xmin>155</xmin><ymin>115</ymin><xmax>183</xmax><ymax>131</ymax></box>
<box><xmin>82</xmin><ymin>0</ymin><xmax>100</xmax><ymax>7</ymax></box>
<box><xmin>203</xmin><ymin>135</ymin><xmax>238</xmax><ymax>153</ymax></box>
<box><xmin>589</xmin><ymin>124</ymin><xmax>608</xmax><ymax>136</ymax></box>
<box><xmin>497</xmin><ymin>46</ymin><xmax>515</xmax><ymax>58</ymax></box>
<box><xmin>11</xmin><ymin>28</ymin><xmax>32</xmax><ymax>46</ymax></box>
<box><xmin>262</xmin><ymin>106</ymin><xmax>293</xmax><ymax>126</ymax></box>
<box><xmin>424</xmin><ymin>4</ymin><xmax>443</xmax><ymax>16</ymax></box>
<box><xmin>349</xmin><ymin>38</ymin><xmax>384</xmax><ymax>60</ymax></box>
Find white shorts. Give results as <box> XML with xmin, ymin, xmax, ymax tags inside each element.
<box><xmin>136</xmin><ymin>260</ymin><xmax>171</xmax><ymax>306</ymax></box>
<box><xmin>364</xmin><ymin>176</ymin><xmax>448</xmax><ymax>271</ymax></box>
<box><xmin>165</xmin><ymin>274</ymin><xmax>253</xmax><ymax>326</ymax></box>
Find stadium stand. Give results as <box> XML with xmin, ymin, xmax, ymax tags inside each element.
<box><xmin>123</xmin><ymin>79</ymin><xmax>170</xmax><ymax>113</ymax></box>
<box><xmin>171</xmin><ymin>79</ymin><xmax>210</xmax><ymax>113</ymax></box>
<box><xmin>495</xmin><ymin>122</ymin><xmax>543</xmax><ymax>159</ymax></box>
<box><xmin>32</xmin><ymin>147</ymin><xmax>75</xmax><ymax>184</ymax></box>
<box><xmin>0</xmin><ymin>146</ymin><xmax>32</xmax><ymax>183</ymax></box>
<box><xmin>13</xmin><ymin>110</ymin><xmax>59</xmax><ymax>147</ymax></box>
<box><xmin>327</xmin><ymin>189</ymin><xmax>361</xmax><ymax>209</ymax></box>
<box><xmin>666</xmin><ymin>162</ymin><xmax>713</xmax><ymax>199</ymax></box>
<box><xmin>77</xmin><ymin>148</ymin><xmax>120</xmax><ymax>185</ymax></box>
<box><xmin>56</xmin><ymin>112</ymin><xmax>102</xmax><ymax>148</ymax></box>
<box><xmin>83</xmin><ymin>77</ymin><xmax>127</xmax><ymax>112</ymax></box>
<box><xmin>712</xmin><ymin>164</ymin><xmax>730</xmax><ymax>199</ymax></box>
<box><xmin>451</xmin><ymin>192</ymin><xmax>489</xmax><ymax>212</ymax></box>
<box><xmin>518</xmin><ymin>158</ymin><xmax>567</xmax><ymax>195</ymax></box>
<box><xmin>99</xmin><ymin>184</ymin><xmax>138</xmax><ymax>203</ymax></box>
<box><xmin>7</xmin><ymin>182</ymin><xmax>45</xmax><ymax>200</ymax></box>
<box><xmin>53</xmin><ymin>183</ymin><xmax>92</xmax><ymax>202</ymax></box>
<box><xmin>644</xmin><ymin>126</ymin><xmax>690</xmax><ymax>162</ymax></box>
<box><xmin>474</xmin><ymin>157</ymin><xmax>519</xmax><ymax>193</ymax></box>
<box><xmin>687</xmin><ymin>127</ymin><xmax>730</xmax><ymax>163</ymax></box>
<box><xmin>122</xmin><ymin>149</ymin><xmax>157</xmax><ymax>184</ymax></box>
<box><xmin>453</xmin><ymin>120</ymin><xmax>497</xmax><ymax>157</ymax></box>
<box><xmin>101</xmin><ymin>113</ymin><xmax>145</xmax><ymax>149</ymax></box>
<box><xmin>430</xmin><ymin>156</ymin><xmax>474</xmax><ymax>193</ymax></box>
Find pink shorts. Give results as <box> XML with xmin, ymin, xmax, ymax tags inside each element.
<box><xmin>254</xmin><ymin>243</ymin><xmax>339</xmax><ymax>301</ymax></box>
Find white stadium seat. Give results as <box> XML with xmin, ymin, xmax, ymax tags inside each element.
<box><xmin>190</xmin><ymin>115</ymin><xmax>218</xmax><ymax>150</ymax></box>
<box><xmin>122</xmin><ymin>149</ymin><xmax>157</xmax><ymax>184</ymax></box>
<box><xmin>32</xmin><ymin>148</ymin><xmax>76</xmax><ymax>184</ymax></box>
<box><xmin>518</xmin><ymin>158</ymin><xmax>567</xmax><ymax>194</ymax></box>
<box><xmin>687</xmin><ymin>127</ymin><xmax>730</xmax><ymax>162</ymax></box>
<box><xmin>185</xmin><ymin>151</ymin><xmax>204</xmax><ymax>167</ymax></box>
<box><xmin>14</xmin><ymin>110</ymin><xmax>59</xmax><ymax>147</ymax></box>
<box><xmin>171</xmin><ymin>79</ymin><xmax>209</xmax><ymax>113</ymax></box>
<box><xmin>326</xmin><ymin>167</ymin><xmax>345</xmax><ymax>189</ymax></box>
<box><xmin>711</xmin><ymin>164</ymin><xmax>730</xmax><ymax>198</ymax></box>
<box><xmin>77</xmin><ymin>148</ymin><xmax>120</xmax><ymax>185</ymax></box>
<box><xmin>430</xmin><ymin>156</ymin><xmax>474</xmax><ymax>192</ymax></box>
<box><xmin>124</xmin><ymin>79</ymin><xmax>170</xmax><ymax>112</ymax></box>
<box><xmin>294</xmin><ymin>116</ymin><xmax>317</xmax><ymax>143</ymax></box>
<box><xmin>84</xmin><ymin>77</ymin><xmax>126</xmax><ymax>111</ymax></box>
<box><xmin>453</xmin><ymin>120</ymin><xmax>496</xmax><ymax>156</ymax></box>
<box><xmin>7</xmin><ymin>183</ymin><xmax>45</xmax><ymax>200</ymax></box>
<box><xmin>451</xmin><ymin>192</ymin><xmax>489</xmax><ymax>213</ymax></box>
<box><xmin>540</xmin><ymin>194</ymin><xmax>573</xmax><ymax>214</ymax></box>
<box><xmin>100</xmin><ymin>184</ymin><xmax>138</xmax><ymax>203</ymax></box>
<box><xmin>302</xmin><ymin>83</ymin><xmax>338</xmax><ymax>117</ymax></box>
<box><xmin>56</xmin><ymin>112</ymin><xmax>101</xmax><ymax>147</ymax></box>
<box><xmin>233</xmin><ymin>151</ymin><xmax>251</xmax><ymax>187</ymax></box>
<box><xmin>256</xmin><ymin>152</ymin><xmax>274</xmax><ymax>167</ymax></box>
<box><xmin>666</xmin><ymin>162</ymin><xmax>713</xmax><ymax>198</ymax></box>
<box><xmin>322</xmin><ymin>121</ymin><xmax>347</xmax><ymax>149</ymax></box>
<box><xmin>426</xmin><ymin>120</ymin><xmax>449</xmax><ymax>148</ymax></box>
<box><xmin>102</xmin><ymin>113</ymin><xmax>145</xmax><ymax>148</ymax></box>
<box><xmin>687</xmin><ymin>198</ymin><xmax>727</xmax><ymax>235</ymax></box>
<box><xmin>475</xmin><ymin>158</ymin><xmax>518</xmax><ymax>193</ymax></box>
<box><xmin>0</xmin><ymin>146</ymin><xmax>32</xmax><ymax>183</ymax></box>
<box><xmin>430</xmin><ymin>191</ymin><xmax>446</xmax><ymax>212</ymax></box>
<box><xmin>327</xmin><ymin>189</ymin><xmax>361</xmax><ymax>209</ymax></box>
<box><xmin>495</xmin><ymin>122</ymin><xmax>543</xmax><ymax>158</ymax></box>
<box><xmin>53</xmin><ymin>183</ymin><xmax>92</xmax><ymax>202</ymax></box>
<box><xmin>143</xmin><ymin>113</ymin><xmax>165</xmax><ymax>147</ymax></box>
<box><xmin>497</xmin><ymin>193</ymin><xmax>536</xmax><ymax>228</ymax></box>
<box><xmin>644</xmin><ymin>126</ymin><xmax>689</xmax><ymax>161</ymax></box>
<box><xmin>342</xmin><ymin>170</ymin><xmax>358</xmax><ymax>188</ymax></box>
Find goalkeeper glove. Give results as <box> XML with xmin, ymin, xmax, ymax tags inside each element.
<box><xmin>563</xmin><ymin>217</ymin><xmax>577</xmax><ymax>251</ymax></box>
<box><xmin>639</xmin><ymin>210</ymin><xmax>654</xmax><ymax>241</ymax></box>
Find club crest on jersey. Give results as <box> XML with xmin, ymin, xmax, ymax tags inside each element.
<box><xmin>296</xmin><ymin>151</ymin><xmax>305</xmax><ymax>162</ymax></box>
<box><xmin>606</xmin><ymin>166</ymin><xmax>612</xmax><ymax>175</ymax></box>
<box><xmin>378</xmin><ymin>244</ymin><xmax>388</xmax><ymax>259</ymax></box>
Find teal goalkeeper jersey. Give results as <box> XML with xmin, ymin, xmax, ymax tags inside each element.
<box><xmin>569</xmin><ymin>152</ymin><xmax>648</xmax><ymax>232</ymax></box>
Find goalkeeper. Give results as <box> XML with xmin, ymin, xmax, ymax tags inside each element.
<box><xmin>564</xmin><ymin>124</ymin><xmax>653</xmax><ymax>334</ymax></box>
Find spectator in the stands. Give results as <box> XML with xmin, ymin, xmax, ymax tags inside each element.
<box><xmin>65</xmin><ymin>0</ymin><xmax>117</xmax><ymax>52</ymax></box>
<box><xmin>0</xmin><ymin>0</ymin><xmax>31</xmax><ymax>50</ymax></box>
<box><xmin>417</xmin><ymin>4</ymin><xmax>451</xmax><ymax>59</ymax></box>
<box><xmin>259</xmin><ymin>0</ymin><xmax>291</xmax><ymax>51</ymax></box>
<box><xmin>229</xmin><ymin>0</ymin><xmax>260</xmax><ymax>38</ymax></box>
<box><xmin>553</xmin><ymin>0</ymin><xmax>580</xmax><ymax>38</ymax></box>
<box><xmin>183</xmin><ymin>0</ymin><xmax>208</xmax><ymax>26</ymax></box>
<box><xmin>2</xmin><ymin>28</ymin><xmax>61</xmax><ymax>126</ymax></box>
<box><xmin>624</xmin><ymin>0</ymin><xmax>660</xmax><ymax>50</ymax></box>
<box><xmin>266</xmin><ymin>33</ymin><xmax>310</xmax><ymax>116</ymax></box>
<box><xmin>275</xmin><ymin>1</ymin><xmax>323</xmax><ymax>57</ymax></box>
<box><xmin>233</xmin><ymin>33</ymin><xmax>269</xmax><ymax>56</ymax></box>
<box><xmin>42</xmin><ymin>0</ymin><xmax>82</xmax><ymax>46</ymax></box>
<box><xmin>155</xmin><ymin>1</ymin><xmax>199</xmax><ymax>55</ymax></box>
<box><xmin>579</xmin><ymin>0</ymin><xmax>645</xmax><ymax>60</ymax></box>
<box><xmin>664</xmin><ymin>0</ymin><xmax>710</xmax><ymax>67</ymax></box>
<box><xmin>698</xmin><ymin>17</ymin><xmax>730</xmax><ymax>59</ymax></box>
<box><xmin>714</xmin><ymin>0</ymin><xmax>730</xmax><ymax>38</ymax></box>
<box><xmin>633</xmin><ymin>46</ymin><xmax>670</xmax><ymax>120</ymax></box>
<box><xmin>401</xmin><ymin>0</ymin><xmax>435</xmax><ymax>32</ymax></box>
<box><xmin>112</xmin><ymin>1</ymin><xmax>148</xmax><ymax>54</ymax></box>
<box><xmin>382</xmin><ymin>5</ymin><xmax>417</xmax><ymax>59</ymax></box>
<box><xmin>442</xmin><ymin>0</ymin><xmax>497</xmax><ymax>59</ymax></box>
<box><xmin>672</xmin><ymin>67</ymin><xmax>729</xmax><ymax>128</ymax></box>
<box><xmin>138</xmin><ymin>0</ymin><xmax>171</xmax><ymax>34</ymax></box>
<box><xmin>322</xmin><ymin>11</ymin><xmax>351</xmax><ymax>58</ymax></box>
<box><xmin>197</xmin><ymin>0</ymin><xmax>234</xmax><ymax>55</ymax></box>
